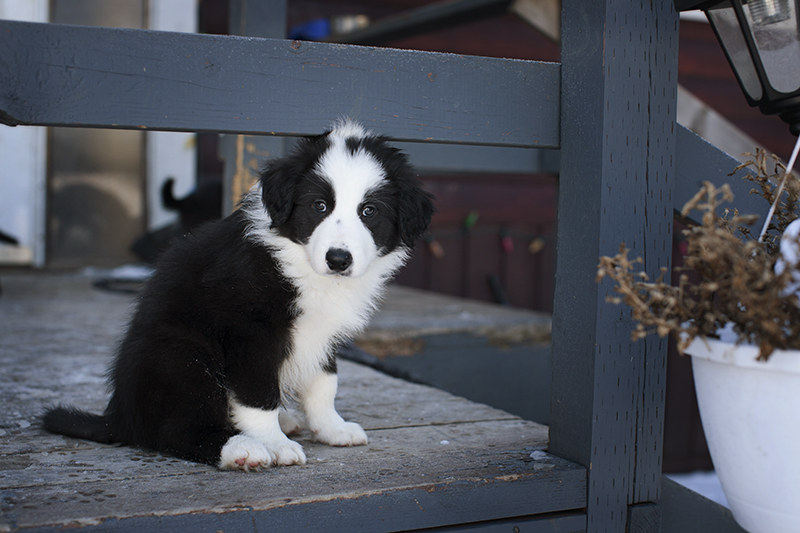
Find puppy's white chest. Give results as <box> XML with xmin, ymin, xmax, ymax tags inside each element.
<box><xmin>279</xmin><ymin>282</ymin><xmax>374</xmax><ymax>393</ymax></box>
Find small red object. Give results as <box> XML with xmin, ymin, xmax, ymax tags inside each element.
<box><xmin>501</xmin><ymin>235</ymin><xmax>514</xmax><ymax>254</ymax></box>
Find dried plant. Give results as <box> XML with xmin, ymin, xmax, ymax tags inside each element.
<box><xmin>597</xmin><ymin>149</ymin><xmax>800</xmax><ymax>360</ymax></box>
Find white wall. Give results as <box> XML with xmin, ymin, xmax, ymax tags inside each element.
<box><xmin>0</xmin><ymin>0</ymin><xmax>49</xmax><ymax>266</ymax></box>
<box><xmin>146</xmin><ymin>0</ymin><xmax>199</xmax><ymax>230</ymax></box>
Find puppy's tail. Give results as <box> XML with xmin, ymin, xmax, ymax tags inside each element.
<box><xmin>42</xmin><ymin>406</ymin><xmax>116</xmax><ymax>444</ymax></box>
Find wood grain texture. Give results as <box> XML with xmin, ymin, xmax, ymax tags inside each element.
<box><xmin>0</xmin><ymin>274</ymin><xmax>585</xmax><ymax>532</ymax></box>
<box><xmin>0</xmin><ymin>20</ymin><xmax>560</xmax><ymax>148</ymax></box>
<box><xmin>550</xmin><ymin>1</ymin><xmax>679</xmax><ymax>530</ymax></box>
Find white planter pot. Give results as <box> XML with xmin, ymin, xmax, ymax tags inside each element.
<box><xmin>686</xmin><ymin>336</ymin><xmax>800</xmax><ymax>533</ymax></box>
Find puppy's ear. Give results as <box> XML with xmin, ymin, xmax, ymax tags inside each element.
<box><xmin>259</xmin><ymin>160</ymin><xmax>296</xmax><ymax>228</ymax></box>
<box><xmin>260</xmin><ymin>134</ymin><xmax>331</xmax><ymax>228</ymax></box>
<box><xmin>375</xmin><ymin>143</ymin><xmax>435</xmax><ymax>248</ymax></box>
<box><xmin>398</xmin><ymin>181</ymin><xmax>436</xmax><ymax>248</ymax></box>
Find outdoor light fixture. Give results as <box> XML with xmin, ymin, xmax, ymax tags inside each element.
<box><xmin>677</xmin><ymin>0</ymin><xmax>800</xmax><ymax>135</ymax></box>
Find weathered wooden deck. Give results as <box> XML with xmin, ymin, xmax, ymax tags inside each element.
<box><xmin>0</xmin><ymin>272</ymin><xmax>585</xmax><ymax>532</ymax></box>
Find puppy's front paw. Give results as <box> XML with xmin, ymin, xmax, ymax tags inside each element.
<box><xmin>266</xmin><ymin>437</ymin><xmax>307</xmax><ymax>466</ymax></box>
<box><xmin>313</xmin><ymin>421</ymin><xmax>368</xmax><ymax>447</ymax></box>
<box><xmin>219</xmin><ymin>435</ymin><xmax>272</xmax><ymax>470</ymax></box>
<box><xmin>229</xmin><ymin>402</ymin><xmax>305</xmax><ymax>466</ymax></box>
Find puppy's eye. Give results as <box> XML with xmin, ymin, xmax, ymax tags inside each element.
<box><xmin>361</xmin><ymin>205</ymin><xmax>376</xmax><ymax>218</ymax></box>
<box><xmin>314</xmin><ymin>200</ymin><xmax>327</xmax><ymax>213</ymax></box>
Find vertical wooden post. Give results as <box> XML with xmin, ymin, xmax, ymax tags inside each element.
<box><xmin>221</xmin><ymin>0</ymin><xmax>287</xmax><ymax>213</ymax></box>
<box><xmin>550</xmin><ymin>2</ymin><xmax>679</xmax><ymax>531</ymax></box>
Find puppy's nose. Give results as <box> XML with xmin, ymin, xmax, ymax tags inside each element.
<box><xmin>326</xmin><ymin>248</ymin><xmax>352</xmax><ymax>272</ymax></box>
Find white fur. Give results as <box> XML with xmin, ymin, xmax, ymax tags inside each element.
<box><xmin>245</xmin><ymin>206</ymin><xmax>407</xmax><ymax>396</ymax></box>
<box><xmin>219</xmin><ymin>434</ymin><xmax>272</xmax><ymax>470</ymax></box>
<box><xmin>228</xmin><ymin>400</ymin><xmax>307</xmax><ymax>466</ymax></box>
<box><xmin>302</xmin><ymin>372</ymin><xmax>368</xmax><ymax>446</ymax></box>
<box><xmin>279</xmin><ymin>409</ymin><xmax>303</xmax><ymax>435</ymax></box>
<box><xmin>305</xmin><ymin>124</ymin><xmax>387</xmax><ymax>276</ymax></box>
<box><xmin>327</xmin><ymin>118</ymin><xmax>368</xmax><ymax>139</ymax></box>
<box><xmin>305</xmin><ymin>161</ymin><xmax>383</xmax><ymax>277</ymax></box>
<box><xmin>280</xmin><ymin>247</ymin><xmax>406</xmax><ymax>394</ymax></box>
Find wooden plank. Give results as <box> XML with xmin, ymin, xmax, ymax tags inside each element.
<box><xmin>358</xmin><ymin>285</ymin><xmax>551</xmax><ymax>345</ymax></box>
<box><xmin>58</xmin><ymin>511</ymin><xmax>586</xmax><ymax>533</ymax></box>
<box><xmin>220</xmin><ymin>0</ymin><xmax>287</xmax><ymax>213</ymax></box>
<box><xmin>3</xmin><ymin>434</ymin><xmax>584</xmax><ymax>532</ymax></box>
<box><xmin>0</xmin><ymin>273</ymin><xmax>586</xmax><ymax>532</ymax></box>
<box><xmin>627</xmin><ymin>503</ymin><xmax>662</xmax><ymax>533</ymax></box>
<box><xmin>675</xmin><ymin>125</ymin><xmax>766</xmax><ymax>222</ymax></box>
<box><xmin>550</xmin><ymin>2</ymin><xmax>678</xmax><ymax>531</ymax></box>
<box><xmin>327</xmin><ymin>0</ymin><xmax>513</xmax><ymax>46</ymax></box>
<box><xmin>351</xmin><ymin>286</ymin><xmax>552</xmax><ymax>423</ymax></box>
<box><xmin>0</xmin><ymin>20</ymin><xmax>560</xmax><ymax>148</ymax></box>
<box><xmin>430</xmin><ymin>513</ymin><xmax>587</xmax><ymax>533</ymax></box>
<box><xmin>395</xmin><ymin>142</ymin><xmax>556</xmax><ymax>174</ymax></box>
<box><xmin>659</xmin><ymin>477</ymin><xmax>747</xmax><ymax>533</ymax></box>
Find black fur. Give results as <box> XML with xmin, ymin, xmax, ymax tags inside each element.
<box><xmin>161</xmin><ymin>177</ymin><xmax>222</xmax><ymax>231</ymax></box>
<box><xmin>260</xmin><ymin>134</ymin><xmax>331</xmax><ymax>230</ymax></box>
<box><xmin>45</xmin><ymin>211</ymin><xmax>297</xmax><ymax>465</ymax></box>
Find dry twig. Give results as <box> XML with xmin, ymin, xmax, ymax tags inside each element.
<box><xmin>598</xmin><ymin>151</ymin><xmax>800</xmax><ymax>360</ymax></box>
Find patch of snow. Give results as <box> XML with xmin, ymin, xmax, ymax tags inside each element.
<box><xmin>666</xmin><ymin>471</ymin><xmax>729</xmax><ymax>508</ymax></box>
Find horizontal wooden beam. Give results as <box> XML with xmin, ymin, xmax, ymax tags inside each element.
<box><xmin>675</xmin><ymin>125</ymin><xmax>764</xmax><ymax>221</ymax></box>
<box><xmin>0</xmin><ymin>20</ymin><xmax>560</xmax><ymax>148</ymax></box>
<box><xmin>399</xmin><ymin>142</ymin><xmax>560</xmax><ymax>174</ymax></box>
<box><xmin>327</xmin><ymin>0</ymin><xmax>513</xmax><ymax>46</ymax></box>
<box><xmin>285</xmin><ymin>137</ymin><xmax>559</xmax><ymax>174</ymax></box>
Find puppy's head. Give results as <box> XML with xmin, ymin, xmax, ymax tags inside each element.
<box><xmin>259</xmin><ymin>120</ymin><xmax>434</xmax><ymax>278</ymax></box>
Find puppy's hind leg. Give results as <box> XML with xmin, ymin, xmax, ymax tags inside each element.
<box><xmin>279</xmin><ymin>408</ymin><xmax>303</xmax><ymax>436</ymax></box>
<box><xmin>158</xmin><ymin>422</ymin><xmax>241</xmax><ymax>468</ymax></box>
<box><xmin>301</xmin><ymin>371</ymin><xmax>368</xmax><ymax>447</ymax></box>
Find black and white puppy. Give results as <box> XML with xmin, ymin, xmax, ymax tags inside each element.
<box><xmin>43</xmin><ymin>120</ymin><xmax>435</xmax><ymax>470</ymax></box>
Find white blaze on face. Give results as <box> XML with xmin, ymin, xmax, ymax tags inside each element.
<box><xmin>305</xmin><ymin>130</ymin><xmax>386</xmax><ymax>278</ymax></box>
